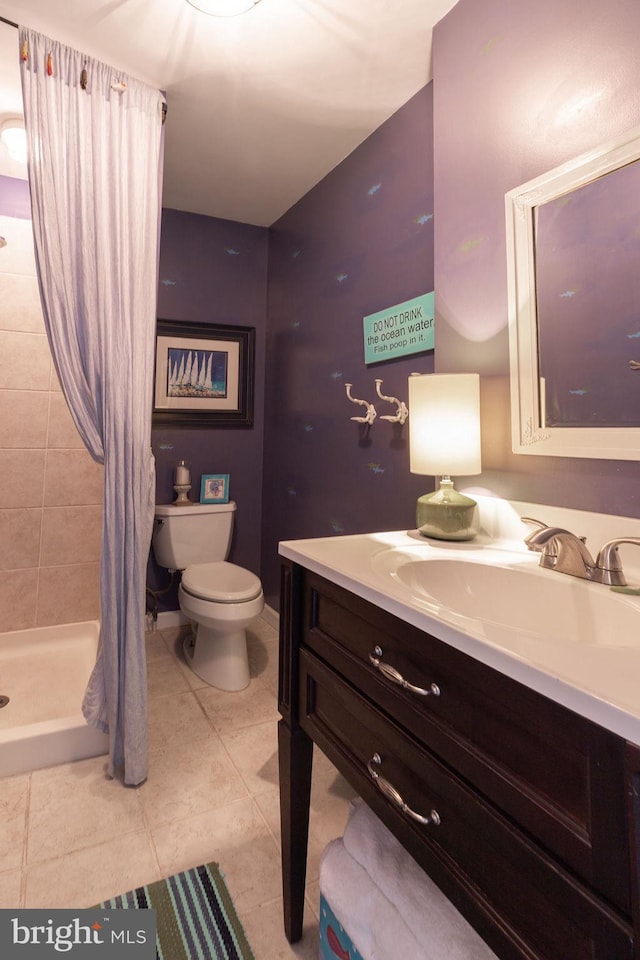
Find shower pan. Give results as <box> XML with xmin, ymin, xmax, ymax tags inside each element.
<box><xmin>0</xmin><ymin>620</ymin><xmax>108</xmax><ymax>778</ymax></box>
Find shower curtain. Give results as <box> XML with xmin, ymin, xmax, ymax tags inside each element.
<box><xmin>20</xmin><ymin>27</ymin><xmax>166</xmax><ymax>785</ymax></box>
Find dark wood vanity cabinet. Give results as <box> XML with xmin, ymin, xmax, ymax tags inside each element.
<box><xmin>278</xmin><ymin>560</ymin><xmax>640</xmax><ymax>960</ymax></box>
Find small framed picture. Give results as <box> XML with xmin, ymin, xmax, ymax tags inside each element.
<box><xmin>200</xmin><ymin>474</ymin><xmax>230</xmax><ymax>504</ymax></box>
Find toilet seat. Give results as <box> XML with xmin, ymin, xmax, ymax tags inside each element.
<box><xmin>181</xmin><ymin>561</ymin><xmax>262</xmax><ymax>603</ymax></box>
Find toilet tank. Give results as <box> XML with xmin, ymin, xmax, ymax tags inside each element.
<box><xmin>153</xmin><ymin>502</ymin><xmax>236</xmax><ymax>570</ymax></box>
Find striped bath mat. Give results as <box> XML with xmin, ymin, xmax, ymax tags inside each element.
<box><xmin>98</xmin><ymin>862</ymin><xmax>255</xmax><ymax>960</ymax></box>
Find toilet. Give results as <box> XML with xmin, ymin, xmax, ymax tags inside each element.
<box><xmin>152</xmin><ymin>502</ymin><xmax>264</xmax><ymax>691</ymax></box>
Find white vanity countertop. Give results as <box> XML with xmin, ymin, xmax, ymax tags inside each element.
<box><xmin>279</xmin><ymin>521</ymin><xmax>640</xmax><ymax>745</ymax></box>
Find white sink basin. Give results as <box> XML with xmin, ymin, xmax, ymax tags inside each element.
<box><xmin>387</xmin><ymin>555</ymin><xmax>640</xmax><ymax>648</ymax></box>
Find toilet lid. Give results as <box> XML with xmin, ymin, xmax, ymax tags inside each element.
<box><xmin>181</xmin><ymin>561</ymin><xmax>262</xmax><ymax>603</ymax></box>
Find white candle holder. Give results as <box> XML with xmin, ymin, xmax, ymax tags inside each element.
<box><xmin>173</xmin><ymin>482</ymin><xmax>192</xmax><ymax>505</ymax></box>
<box><xmin>173</xmin><ymin>460</ymin><xmax>192</xmax><ymax>504</ymax></box>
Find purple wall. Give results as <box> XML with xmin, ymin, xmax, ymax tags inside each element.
<box><xmin>261</xmin><ymin>85</ymin><xmax>435</xmax><ymax>608</ymax></box>
<box><xmin>0</xmin><ymin>175</ymin><xmax>30</xmax><ymax>219</ymax></box>
<box><xmin>149</xmin><ymin>208</ymin><xmax>268</xmax><ymax>608</ymax></box>
<box><xmin>433</xmin><ymin>0</ymin><xmax>640</xmax><ymax>512</ymax></box>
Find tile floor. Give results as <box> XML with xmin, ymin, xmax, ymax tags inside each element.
<box><xmin>0</xmin><ymin>616</ymin><xmax>357</xmax><ymax>959</ymax></box>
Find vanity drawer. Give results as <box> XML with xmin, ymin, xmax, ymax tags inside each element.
<box><xmin>302</xmin><ymin>571</ymin><xmax>629</xmax><ymax>914</ymax></box>
<box><xmin>300</xmin><ymin>648</ymin><xmax>633</xmax><ymax>960</ymax></box>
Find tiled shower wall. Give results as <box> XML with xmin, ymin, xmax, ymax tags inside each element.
<box><xmin>0</xmin><ymin>214</ymin><xmax>103</xmax><ymax>631</ymax></box>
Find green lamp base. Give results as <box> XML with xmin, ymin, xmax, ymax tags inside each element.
<box><xmin>416</xmin><ymin>478</ymin><xmax>478</xmax><ymax>541</ymax></box>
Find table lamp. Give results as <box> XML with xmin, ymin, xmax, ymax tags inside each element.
<box><xmin>408</xmin><ymin>373</ymin><xmax>481</xmax><ymax>540</ymax></box>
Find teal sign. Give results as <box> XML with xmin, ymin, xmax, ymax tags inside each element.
<box><xmin>363</xmin><ymin>293</ymin><xmax>434</xmax><ymax>364</ymax></box>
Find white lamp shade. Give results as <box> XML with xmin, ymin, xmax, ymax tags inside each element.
<box><xmin>408</xmin><ymin>373</ymin><xmax>481</xmax><ymax>476</ymax></box>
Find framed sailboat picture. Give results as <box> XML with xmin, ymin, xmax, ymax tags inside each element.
<box><xmin>153</xmin><ymin>319</ymin><xmax>255</xmax><ymax>427</ymax></box>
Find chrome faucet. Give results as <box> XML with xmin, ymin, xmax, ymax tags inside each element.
<box><xmin>521</xmin><ymin>518</ymin><xmax>640</xmax><ymax>586</ymax></box>
<box><xmin>522</xmin><ymin>518</ymin><xmax>598</xmax><ymax>579</ymax></box>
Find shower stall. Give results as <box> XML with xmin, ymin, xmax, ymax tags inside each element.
<box><xmin>0</xmin><ymin>211</ymin><xmax>107</xmax><ymax>778</ymax></box>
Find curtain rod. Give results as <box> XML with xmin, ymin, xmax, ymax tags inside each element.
<box><xmin>0</xmin><ymin>14</ymin><xmax>167</xmax><ymax>122</ymax></box>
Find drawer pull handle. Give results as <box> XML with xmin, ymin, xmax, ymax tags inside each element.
<box><xmin>369</xmin><ymin>651</ymin><xmax>440</xmax><ymax>697</ymax></box>
<box><xmin>367</xmin><ymin>753</ymin><xmax>441</xmax><ymax>827</ymax></box>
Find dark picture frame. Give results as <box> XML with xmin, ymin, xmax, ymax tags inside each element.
<box><xmin>153</xmin><ymin>319</ymin><xmax>255</xmax><ymax>427</ymax></box>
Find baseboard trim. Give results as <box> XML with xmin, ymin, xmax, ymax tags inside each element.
<box><xmin>154</xmin><ymin>609</ymin><xmax>188</xmax><ymax>630</ymax></box>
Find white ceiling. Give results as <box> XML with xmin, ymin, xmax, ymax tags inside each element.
<box><xmin>0</xmin><ymin>0</ymin><xmax>456</xmax><ymax>225</ymax></box>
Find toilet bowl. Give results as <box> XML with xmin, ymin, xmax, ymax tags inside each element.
<box><xmin>179</xmin><ymin>561</ymin><xmax>264</xmax><ymax>691</ymax></box>
<box><xmin>151</xmin><ymin>501</ymin><xmax>264</xmax><ymax>692</ymax></box>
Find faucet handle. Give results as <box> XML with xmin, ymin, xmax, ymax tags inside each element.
<box><xmin>595</xmin><ymin>537</ymin><xmax>640</xmax><ymax>587</ymax></box>
<box><xmin>520</xmin><ymin>518</ymin><xmax>566</xmax><ymax>556</ymax></box>
<box><xmin>521</xmin><ymin>518</ymin><xmax>586</xmax><ymax>545</ymax></box>
<box><xmin>521</xmin><ymin>517</ymin><xmax>547</xmax><ymax>531</ymax></box>
<box><xmin>521</xmin><ymin>517</ymin><xmax>548</xmax><ymax>550</ymax></box>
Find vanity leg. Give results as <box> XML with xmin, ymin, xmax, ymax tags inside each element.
<box><xmin>625</xmin><ymin>743</ymin><xmax>640</xmax><ymax>959</ymax></box>
<box><xmin>278</xmin><ymin>718</ymin><xmax>313</xmax><ymax>943</ymax></box>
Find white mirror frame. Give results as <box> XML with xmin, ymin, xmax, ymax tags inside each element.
<box><xmin>505</xmin><ymin>123</ymin><xmax>640</xmax><ymax>460</ymax></box>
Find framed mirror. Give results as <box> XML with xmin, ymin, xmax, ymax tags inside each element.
<box><xmin>505</xmin><ymin>124</ymin><xmax>640</xmax><ymax>459</ymax></box>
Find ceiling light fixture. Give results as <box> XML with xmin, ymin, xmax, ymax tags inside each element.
<box><xmin>186</xmin><ymin>0</ymin><xmax>261</xmax><ymax>16</ymax></box>
<box><xmin>1</xmin><ymin>117</ymin><xmax>27</xmax><ymax>165</ymax></box>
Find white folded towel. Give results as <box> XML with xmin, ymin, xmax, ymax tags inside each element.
<box><xmin>320</xmin><ymin>836</ymin><xmax>431</xmax><ymax>960</ymax></box>
<box><xmin>341</xmin><ymin>798</ymin><xmax>498</xmax><ymax>960</ymax></box>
